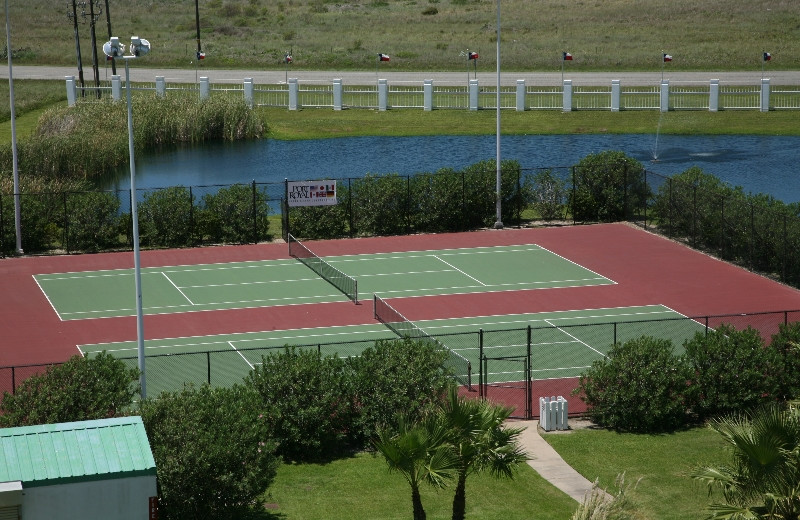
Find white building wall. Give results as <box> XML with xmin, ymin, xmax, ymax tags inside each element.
<box><xmin>21</xmin><ymin>475</ymin><xmax>156</xmax><ymax>520</ymax></box>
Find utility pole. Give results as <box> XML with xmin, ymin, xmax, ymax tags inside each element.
<box><xmin>67</xmin><ymin>0</ymin><xmax>85</xmax><ymax>94</ymax></box>
<box><xmin>87</xmin><ymin>0</ymin><xmax>102</xmax><ymax>98</ymax></box>
<box><xmin>103</xmin><ymin>0</ymin><xmax>115</xmax><ymax>75</ymax></box>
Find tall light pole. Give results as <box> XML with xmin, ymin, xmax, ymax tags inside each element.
<box><xmin>103</xmin><ymin>36</ymin><xmax>151</xmax><ymax>398</ymax></box>
<box><xmin>5</xmin><ymin>0</ymin><xmax>21</xmax><ymax>253</ymax></box>
<box><xmin>494</xmin><ymin>0</ymin><xmax>503</xmax><ymax>229</ymax></box>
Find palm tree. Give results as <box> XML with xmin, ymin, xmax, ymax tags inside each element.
<box><xmin>691</xmin><ymin>402</ymin><xmax>800</xmax><ymax>520</ymax></box>
<box><xmin>440</xmin><ymin>386</ymin><xmax>529</xmax><ymax>520</ymax></box>
<box><xmin>373</xmin><ymin>414</ymin><xmax>459</xmax><ymax>520</ymax></box>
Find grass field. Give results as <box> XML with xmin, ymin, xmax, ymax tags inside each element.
<box><xmin>8</xmin><ymin>0</ymin><xmax>800</xmax><ymax>71</ymax></box>
<box><xmin>544</xmin><ymin>426</ymin><xmax>729</xmax><ymax>520</ymax></box>
<box><xmin>263</xmin><ymin>426</ymin><xmax>728</xmax><ymax>520</ymax></box>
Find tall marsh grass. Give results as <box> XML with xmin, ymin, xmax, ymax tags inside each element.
<box><xmin>0</xmin><ymin>95</ymin><xmax>265</xmax><ymax>183</ymax></box>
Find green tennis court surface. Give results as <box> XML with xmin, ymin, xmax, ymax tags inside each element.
<box><xmin>79</xmin><ymin>304</ymin><xmax>705</xmax><ymax>395</ymax></box>
<box><xmin>36</xmin><ymin>244</ymin><xmax>614</xmax><ymax>320</ymax></box>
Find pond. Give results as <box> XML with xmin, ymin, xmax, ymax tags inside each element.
<box><xmin>103</xmin><ymin>134</ymin><xmax>800</xmax><ymax>203</ymax></box>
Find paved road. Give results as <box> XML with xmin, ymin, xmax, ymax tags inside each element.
<box><xmin>2</xmin><ymin>65</ymin><xmax>798</xmax><ymax>87</ymax></box>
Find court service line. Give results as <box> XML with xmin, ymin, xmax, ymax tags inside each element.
<box><xmin>544</xmin><ymin>319</ymin><xmax>607</xmax><ymax>358</ymax></box>
<box><xmin>227</xmin><ymin>341</ymin><xmax>255</xmax><ymax>370</ymax></box>
<box><xmin>162</xmin><ymin>272</ymin><xmax>195</xmax><ymax>305</ymax></box>
<box><xmin>431</xmin><ymin>255</ymin><xmax>487</xmax><ymax>286</ymax></box>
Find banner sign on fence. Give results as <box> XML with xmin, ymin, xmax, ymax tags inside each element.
<box><xmin>287</xmin><ymin>180</ymin><xmax>337</xmax><ymax>207</ymax></box>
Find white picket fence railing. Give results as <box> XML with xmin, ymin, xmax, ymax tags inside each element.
<box><xmin>66</xmin><ymin>75</ymin><xmax>800</xmax><ymax>112</ymax></box>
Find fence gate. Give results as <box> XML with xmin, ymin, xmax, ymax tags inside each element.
<box><xmin>480</xmin><ymin>354</ymin><xmax>532</xmax><ymax>419</ymax></box>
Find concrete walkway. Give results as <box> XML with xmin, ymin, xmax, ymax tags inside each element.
<box><xmin>514</xmin><ymin>420</ymin><xmax>609</xmax><ymax>503</ymax></box>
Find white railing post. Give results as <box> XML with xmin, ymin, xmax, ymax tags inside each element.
<box><xmin>611</xmin><ymin>79</ymin><xmax>621</xmax><ymax>112</ymax></box>
<box><xmin>199</xmin><ymin>77</ymin><xmax>210</xmax><ymax>100</ymax></box>
<box><xmin>516</xmin><ymin>79</ymin><xmax>525</xmax><ymax>111</ymax></box>
<box><xmin>333</xmin><ymin>78</ymin><xmax>343</xmax><ymax>111</ymax></box>
<box><xmin>469</xmin><ymin>79</ymin><xmax>478</xmax><ymax>111</ymax></box>
<box><xmin>761</xmin><ymin>78</ymin><xmax>770</xmax><ymax>112</ymax></box>
<box><xmin>155</xmin><ymin>76</ymin><xmax>166</xmax><ymax>98</ymax></box>
<box><xmin>423</xmin><ymin>79</ymin><xmax>433</xmax><ymax>111</ymax></box>
<box><xmin>244</xmin><ymin>77</ymin><xmax>254</xmax><ymax>108</ymax></box>
<box><xmin>111</xmin><ymin>74</ymin><xmax>121</xmax><ymax>101</ymax></box>
<box><xmin>660</xmin><ymin>79</ymin><xmax>670</xmax><ymax>112</ymax></box>
<box><xmin>562</xmin><ymin>79</ymin><xmax>572</xmax><ymax>112</ymax></box>
<box><xmin>709</xmin><ymin>79</ymin><xmax>720</xmax><ymax>112</ymax></box>
<box><xmin>65</xmin><ymin>76</ymin><xmax>77</xmax><ymax>106</ymax></box>
<box><xmin>288</xmin><ymin>78</ymin><xmax>299</xmax><ymax>110</ymax></box>
<box><xmin>378</xmin><ymin>78</ymin><xmax>388</xmax><ymax>111</ymax></box>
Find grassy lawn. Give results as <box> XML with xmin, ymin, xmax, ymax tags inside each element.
<box><xmin>542</xmin><ymin>426</ymin><xmax>729</xmax><ymax>520</ymax></box>
<box><xmin>6</xmin><ymin>0</ymin><xmax>799</xmax><ymax>71</ymax></box>
<box><xmin>263</xmin><ymin>451</ymin><xmax>577</xmax><ymax>520</ymax></box>
<box><xmin>261</xmin><ymin>426</ymin><xmax>731</xmax><ymax>520</ymax></box>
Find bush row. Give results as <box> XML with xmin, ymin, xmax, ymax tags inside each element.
<box><xmin>289</xmin><ymin>159</ymin><xmax>528</xmax><ymax>238</ymax></box>
<box><xmin>0</xmin><ymin>183</ymin><xmax>272</xmax><ymax>252</ymax></box>
<box><xmin>650</xmin><ymin>166</ymin><xmax>800</xmax><ymax>285</ymax></box>
<box><xmin>576</xmin><ymin>322</ymin><xmax>800</xmax><ymax>433</ymax></box>
<box><xmin>4</xmin><ymin>148</ymin><xmax>800</xmax><ymax>291</ymax></box>
<box><xmin>0</xmin><ymin>338</ymin><xmax>450</xmax><ymax>520</ymax></box>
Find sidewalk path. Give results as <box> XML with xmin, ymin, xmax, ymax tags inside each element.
<box><xmin>515</xmin><ymin>419</ymin><xmax>609</xmax><ymax>503</ymax></box>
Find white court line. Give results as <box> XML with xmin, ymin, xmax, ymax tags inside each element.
<box><xmin>58</xmin><ymin>292</ymin><xmax>345</xmax><ymax>319</ymax></box>
<box><xmin>162</xmin><ymin>272</ymin><xmax>195</xmax><ymax>305</ymax></box>
<box><xmin>32</xmin><ymin>275</ymin><xmax>64</xmax><ymax>321</ymax></box>
<box><xmin>544</xmin><ymin>318</ymin><xmax>607</xmax><ymax>358</ymax></box>
<box><xmin>432</xmin><ymin>255</ymin><xmax>487</xmax><ymax>286</ymax></box>
<box><xmin>228</xmin><ymin>341</ymin><xmax>255</xmax><ymax>370</ymax></box>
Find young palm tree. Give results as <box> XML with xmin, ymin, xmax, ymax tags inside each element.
<box><xmin>691</xmin><ymin>403</ymin><xmax>800</xmax><ymax>520</ymax></box>
<box><xmin>440</xmin><ymin>386</ymin><xmax>529</xmax><ymax>520</ymax></box>
<box><xmin>373</xmin><ymin>414</ymin><xmax>459</xmax><ymax>520</ymax></box>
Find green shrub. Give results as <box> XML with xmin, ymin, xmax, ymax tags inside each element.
<box><xmin>246</xmin><ymin>347</ymin><xmax>359</xmax><ymax>461</ymax></box>
<box><xmin>769</xmin><ymin>322</ymin><xmax>800</xmax><ymax>400</ymax></box>
<box><xmin>569</xmin><ymin>151</ymin><xmax>649</xmax><ymax>222</ymax></box>
<box><xmin>352</xmin><ymin>338</ymin><xmax>450</xmax><ymax>441</ymax></box>
<box><xmin>139</xmin><ymin>384</ymin><xmax>279</xmax><ymax>520</ymax></box>
<box><xmin>288</xmin><ymin>187</ymin><xmax>349</xmax><ymax>239</ymax></box>
<box><xmin>575</xmin><ymin>336</ymin><xmax>692</xmax><ymax>432</ymax></box>
<box><xmin>527</xmin><ymin>168</ymin><xmax>566</xmax><ymax>221</ymax></box>
<box><xmin>684</xmin><ymin>324</ymin><xmax>780</xmax><ymax>420</ymax></box>
<box><xmin>198</xmin><ymin>183</ymin><xmax>270</xmax><ymax>243</ymax></box>
<box><xmin>0</xmin><ymin>352</ymin><xmax>139</xmax><ymax>427</ymax></box>
<box><xmin>350</xmin><ymin>173</ymin><xmax>409</xmax><ymax>236</ymax></box>
<box><xmin>65</xmin><ymin>190</ymin><xmax>122</xmax><ymax>252</ymax></box>
<box><xmin>138</xmin><ymin>186</ymin><xmax>194</xmax><ymax>247</ymax></box>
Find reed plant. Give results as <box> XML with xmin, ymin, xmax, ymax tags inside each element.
<box><xmin>0</xmin><ymin>94</ymin><xmax>265</xmax><ymax>182</ymax></box>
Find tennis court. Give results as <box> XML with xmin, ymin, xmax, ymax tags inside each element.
<box><xmin>78</xmin><ymin>302</ymin><xmax>706</xmax><ymax>396</ymax></box>
<box><xmin>35</xmin><ymin>242</ymin><xmax>614</xmax><ymax>320</ymax></box>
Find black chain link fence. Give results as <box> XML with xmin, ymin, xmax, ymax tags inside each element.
<box><xmin>5</xmin><ymin>309</ymin><xmax>798</xmax><ymax>419</ymax></box>
<box><xmin>3</xmin><ymin>166</ymin><xmax>799</xmax><ymax>292</ymax></box>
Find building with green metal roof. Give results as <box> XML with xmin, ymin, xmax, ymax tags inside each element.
<box><xmin>0</xmin><ymin>416</ymin><xmax>157</xmax><ymax>520</ymax></box>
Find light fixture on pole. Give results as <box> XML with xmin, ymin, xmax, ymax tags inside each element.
<box><xmin>103</xmin><ymin>35</ymin><xmax>151</xmax><ymax>399</ymax></box>
<box><xmin>494</xmin><ymin>0</ymin><xmax>503</xmax><ymax>229</ymax></box>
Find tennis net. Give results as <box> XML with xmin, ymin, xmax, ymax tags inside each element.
<box><xmin>373</xmin><ymin>294</ymin><xmax>471</xmax><ymax>388</ymax></box>
<box><xmin>288</xmin><ymin>234</ymin><xmax>358</xmax><ymax>304</ymax></box>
